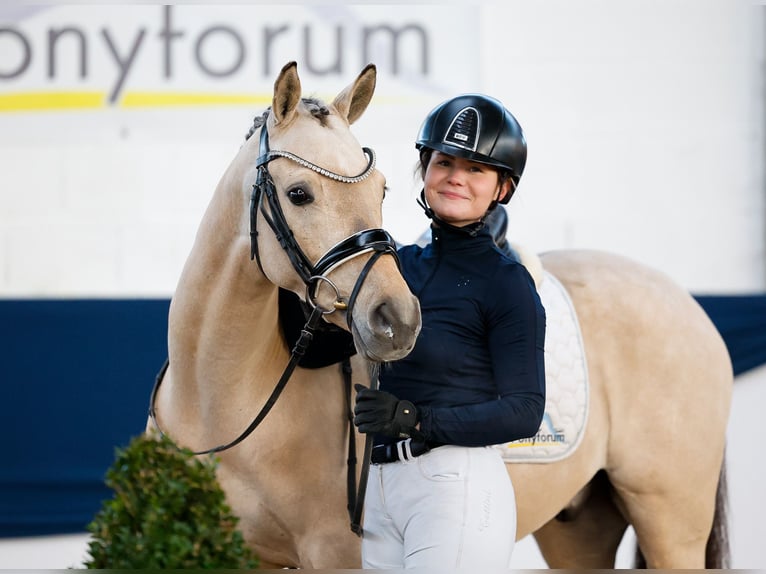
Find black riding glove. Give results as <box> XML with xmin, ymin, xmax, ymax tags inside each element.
<box><xmin>353</xmin><ymin>384</ymin><xmax>420</xmax><ymax>439</ymax></box>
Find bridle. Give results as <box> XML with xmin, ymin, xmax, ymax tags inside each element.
<box><xmin>250</xmin><ymin>125</ymin><xmax>396</xmax><ymax>327</ymax></box>
<box><xmin>149</xmin><ymin>118</ymin><xmax>398</xmax><ymax>535</ymax></box>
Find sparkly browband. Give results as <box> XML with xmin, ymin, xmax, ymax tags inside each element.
<box><xmin>262</xmin><ymin>147</ymin><xmax>377</xmax><ymax>184</ymax></box>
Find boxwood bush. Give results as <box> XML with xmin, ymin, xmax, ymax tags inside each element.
<box><xmin>84</xmin><ymin>433</ymin><xmax>258</xmax><ymax>568</ymax></box>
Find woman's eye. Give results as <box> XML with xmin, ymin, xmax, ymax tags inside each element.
<box><xmin>286</xmin><ymin>187</ymin><xmax>313</xmax><ymax>205</ymax></box>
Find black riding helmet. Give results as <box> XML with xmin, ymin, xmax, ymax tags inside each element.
<box><xmin>416</xmin><ymin>94</ymin><xmax>527</xmax><ymax>204</ymax></box>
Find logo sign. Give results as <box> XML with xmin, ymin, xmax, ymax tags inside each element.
<box><xmin>0</xmin><ymin>5</ymin><xmax>480</xmax><ymax>113</ymax></box>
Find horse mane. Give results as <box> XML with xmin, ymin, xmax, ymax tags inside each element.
<box><xmin>245</xmin><ymin>97</ymin><xmax>331</xmax><ymax>141</ymax></box>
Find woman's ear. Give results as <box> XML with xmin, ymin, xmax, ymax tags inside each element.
<box><xmin>497</xmin><ymin>179</ymin><xmax>512</xmax><ymax>203</ymax></box>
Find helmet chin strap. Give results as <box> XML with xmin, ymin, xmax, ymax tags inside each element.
<box><xmin>416</xmin><ymin>187</ymin><xmax>501</xmax><ymax>238</ymax></box>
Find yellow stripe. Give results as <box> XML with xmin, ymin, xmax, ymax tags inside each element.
<box><xmin>0</xmin><ymin>91</ymin><xmax>272</xmax><ymax>112</ymax></box>
<box><xmin>0</xmin><ymin>90</ymin><xmax>417</xmax><ymax>113</ymax></box>
<box><xmin>120</xmin><ymin>91</ymin><xmax>271</xmax><ymax>108</ymax></box>
<box><xmin>0</xmin><ymin>91</ymin><xmax>105</xmax><ymax>111</ymax></box>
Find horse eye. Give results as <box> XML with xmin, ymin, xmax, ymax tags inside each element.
<box><xmin>286</xmin><ymin>186</ymin><xmax>313</xmax><ymax>205</ymax></box>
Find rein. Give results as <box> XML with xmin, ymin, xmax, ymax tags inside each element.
<box><xmin>148</xmin><ymin>303</ymin><xmax>327</xmax><ymax>455</ymax></box>
<box><xmin>149</xmin><ymin>119</ymin><xmax>398</xmax><ymax>536</ymax></box>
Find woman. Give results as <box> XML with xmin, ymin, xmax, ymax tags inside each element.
<box><xmin>353</xmin><ymin>94</ymin><xmax>546</xmax><ymax>569</ymax></box>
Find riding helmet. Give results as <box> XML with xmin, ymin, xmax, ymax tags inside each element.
<box><xmin>416</xmin><ymin>94</ymin><xmax>527</xmax><ymax>203</ymax></box>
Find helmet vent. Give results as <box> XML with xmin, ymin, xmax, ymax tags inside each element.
<box><xmin>443</xmin><ymin>107</ymin><xmax>480</xmax><ymax>152</ymax></box>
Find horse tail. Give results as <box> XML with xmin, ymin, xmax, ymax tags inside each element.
<box><xmin>633</xmin><ymin>454</ymin><xmax>730</xmax><ymax>569</ymax></box>
<box><xmin>706</xmin><ymin>456</ymin><xmax>730</xmax><ymax>568</ymax></box>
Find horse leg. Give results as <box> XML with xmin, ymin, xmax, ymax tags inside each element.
<box><xmin>533</xmin><ymin>471</ymin><xmax>629</xmax><ymax>568</ymax></box>
<box><xmin>607</xmin><ymin>457</ymin><xmax>723</xmax><ymax>569</ymax></box>
<box><xmin>633</xmin><ymin>461</ymin><xmax>730</xmax><ymax>569</ymax></box>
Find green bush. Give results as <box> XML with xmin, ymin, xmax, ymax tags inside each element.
<box><xmin>84</xmin><ymin>433</ymin><xmax>259</xmax><ymax>569</ymax></box>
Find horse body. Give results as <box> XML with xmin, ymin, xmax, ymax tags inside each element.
<box><xmin>151</xmin><ymin>62</ymin><xmax>732</xmax><ymax>569</ymax></box>
<box><xmin>512</xmin><ymin>249</ymin><xmax>732</xmax><ymax>568</ymax></box>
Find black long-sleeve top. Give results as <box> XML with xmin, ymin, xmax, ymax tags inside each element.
<box><xmin>378</xmin><ymin>223</ymin><xmax>546</xmax><ymax>447</ymax></box>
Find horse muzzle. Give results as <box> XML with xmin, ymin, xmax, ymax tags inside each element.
<box><xmin>349</xmin><ymin>288</ymin><xmax>421</xmax><ymax>362</ymax></box>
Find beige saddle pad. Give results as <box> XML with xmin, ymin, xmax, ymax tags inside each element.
<box><xmin>494</xmin><ymin>270</ymin><xmax>589</xmax><ymax>463</ymax></box>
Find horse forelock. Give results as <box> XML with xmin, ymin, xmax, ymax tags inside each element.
<box><xmin>245</xmin><ymin>98</ymin><xmax>333</xmax><ymax>141</ymax></box>
<box><xmin>302</xmin><ymin>97</ymin><xmax>331</xmax><ymax>126</ymax></box>
<box><xmin>245</xmin><ymin>109</ymin><xmax>269</xmax><ymax>141</ymax></box>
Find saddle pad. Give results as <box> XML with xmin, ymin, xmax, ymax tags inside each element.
<box><xmin>494</xmin><ymin>271</ymin><xmax>589</xmax><ymax>463</ymax></box>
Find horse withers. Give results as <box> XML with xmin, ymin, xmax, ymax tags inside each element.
<box><xmin>148</xmin><ymin>62</ymin><xmax>420</xmax><ymax>568</ymax></box>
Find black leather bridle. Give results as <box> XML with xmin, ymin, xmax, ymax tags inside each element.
<box><xmin>150</xmin><ymin>119</ymin><xmax>398</xmax><ymax>535</ymax></box>
<box><xmin>250</xmin><ymin>125</ymin><xmax>398</xmax><ymax>328</ymax></box>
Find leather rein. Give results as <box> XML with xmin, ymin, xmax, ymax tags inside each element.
<box><xmin>148</xmin><ymin>120</ymin><xmax>398</xmax><ymax>536</ymax></box>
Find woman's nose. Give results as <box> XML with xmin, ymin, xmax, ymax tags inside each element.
<box><xmin>446</xmin><ymin>167</ymin><xmax>465</xmax><ymax>185</ymax></box>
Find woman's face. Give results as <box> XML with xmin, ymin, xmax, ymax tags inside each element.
<box><xmin>423</xmin><ymin>151</ymin><xmax>508</xmax><ymax>227</ymax></box>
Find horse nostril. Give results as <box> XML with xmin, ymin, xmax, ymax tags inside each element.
<box><xmin>370</xmin><ymin>302</ymin><xmax>390</xmax><ymax>333</ymax></box>
<box><xmin>371</xmin><ymin>301</ymin><xmax>416</xmax><ymax>350</ymax></box>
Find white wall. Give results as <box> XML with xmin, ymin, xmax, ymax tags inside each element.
<box><xmin>478</xmin><ymin>0</ymin><xmax>765</xmax><ymax>293</ymax></box>
<box><xmin>0</xmin><ymin>1</ymin><xmax>763</xmax><ymax>296</ymax></box>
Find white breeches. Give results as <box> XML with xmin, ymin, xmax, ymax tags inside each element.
<box><xmin>361</xmin><ymin>444</ymin><xmax>516</xmax><ymax>569</ymax></box>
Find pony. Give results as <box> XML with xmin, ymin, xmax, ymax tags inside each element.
<box><xmin>149</xmin><ymin>62</ymin><xmax>732</xmax><ymax>569</ymax></box>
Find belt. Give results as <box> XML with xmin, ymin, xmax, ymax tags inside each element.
<box><xmin>370</xmin><ymin>438</ymin><xmax>433</xmax><ymax>464</ymax></box>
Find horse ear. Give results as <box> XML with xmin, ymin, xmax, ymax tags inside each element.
<box><xmin>272</xmin><ymin>61</ymin><xmax>302</xmax><ymax>125</ymax></box>
<box><xmin>332</xmin><ymin>64</ymin><xmax>377</xmax><ymax>125</ymax></box>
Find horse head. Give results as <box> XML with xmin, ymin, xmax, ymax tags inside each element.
<box><xmin>243</xmin><ymin>62</ymin><xmax>420</xmax><ymax>362</ymax></box>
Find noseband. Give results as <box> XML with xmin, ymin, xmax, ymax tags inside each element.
<box><xmin>249</xmin><ymin>125</ymin><xmax>398</xmax><ymax>328</ymax></box>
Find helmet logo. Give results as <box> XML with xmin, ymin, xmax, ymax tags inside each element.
<box><xmin>443</xmin><ymin>107</ymin><xmax>480</xmax><ymax>152</ymax></box>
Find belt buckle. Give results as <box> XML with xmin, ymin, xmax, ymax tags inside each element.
<box><xmin>372</xmin><ymin>438</ymin><xmax>428</xmax><ymax>465</ymax></box>
<box><xmin>395</xmin><ymin>438</ymin><xmax>416</xmax><ymax>464</ymax></box>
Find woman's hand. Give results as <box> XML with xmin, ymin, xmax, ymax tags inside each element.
<box><xmin>354</xmin><ymin>384</ymin><xmax>420</xmax><ymax>438</ymax></box>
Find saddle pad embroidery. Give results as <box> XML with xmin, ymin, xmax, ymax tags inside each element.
<box><xmin>494</xmin><ymin>271</ymin><xmax>589</xmax><ymax>463</ymax></box>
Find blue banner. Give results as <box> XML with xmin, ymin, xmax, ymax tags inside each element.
<box><xmin>1</xmin><ymin>295</ymin><xmax>763</xmax><ymax>537</ymax></box>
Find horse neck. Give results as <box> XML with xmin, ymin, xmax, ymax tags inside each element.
<box><xmin>168</xmin><ymin>153</ymin><xmax>288</xmax><ymax>404</ymax></box>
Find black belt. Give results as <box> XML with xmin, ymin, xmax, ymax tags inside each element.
<box><xmin>371</xmin><ymin>438</ymin><xmax>434</xmax><ymax>464</ymax></box>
